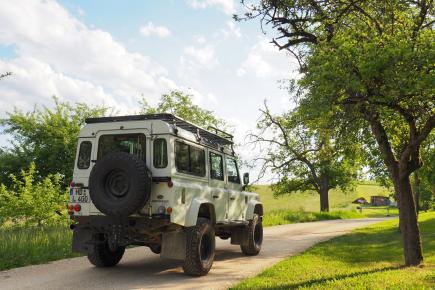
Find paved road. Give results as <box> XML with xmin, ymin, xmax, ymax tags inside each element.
<box><xmin>1</xmin><ymin>218</ymin><xmax>391</xmax><ymax>290</ymax></box>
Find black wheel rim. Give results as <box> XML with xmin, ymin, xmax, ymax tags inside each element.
<box><xmin>254</xmin><ymin>223</ymin><xmax>263</xmax><ymax>247</ymax></box>
<box><xmin>104</xmin><ymin>169</ymin><xmax>130</xmax><ymax>198</ymax></box>
<box><xmin>200</xmin><ymin>233</ymin><xmax>213</xmax><ymax>263</ymax></box>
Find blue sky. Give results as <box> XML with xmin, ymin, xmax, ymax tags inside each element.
<box><xmin>0</xmin><ymin>0</ymin><xmax>297</xmax><ymax>180</ymax></box>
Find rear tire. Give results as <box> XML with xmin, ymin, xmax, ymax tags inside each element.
<box><xmin>183</xmin><ymin>218</ymin><xmax>215</xmax><ymax>276</ymax></box>
<box><xmin>240</xmin><ymin>214</ymin><xmax>263</xmax><ymax>256</ymax></box>
<box><xmin>87</xmin><ymin>239</ymin><xmax>125</xmax><ymax>267</ymax></box>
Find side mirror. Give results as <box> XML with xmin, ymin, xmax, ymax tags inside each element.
<box><xmin>243</xmin><ymin>172</ymin><xmax>249</xmax><ymax>185</ymax></box>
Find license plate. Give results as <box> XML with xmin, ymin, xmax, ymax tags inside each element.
<box><xmin>70</xmin><ymin>187</ymin><xmax>89</xmax><ymax>203</ymax></box>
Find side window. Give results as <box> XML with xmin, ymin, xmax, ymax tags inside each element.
<box><xmin>210</xmin><ymin>152</ymin><xmax>224</xmax><ymax>180</ymax></box>
<box><xmin>226</xmin><ymin>158</ymin><xmax>240</xmax><ymax>184</ymax></box>
<box><xmin>77</xmin><ymin>141</ymin><xmax>92</xmax><ymax>169</ymax></box>
<box><xmin>175</xmin><ymin>142</ymin><xmax>190</xmax><ymax>172</ymax></box>
<box><xmin>153</xmin><ymin>138</ymin><xmax>167</xmax><ymax>168</ymax></box>
<box><xmin>175</xmin><ymin>141</ymin><xmax>206</xmax><ymax>177</ymax></box>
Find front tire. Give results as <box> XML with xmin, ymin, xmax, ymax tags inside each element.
<box><xmin>241</xmin><ymin>214</ymin><xmax>263</xmax><ymax>256</ymax></box>
<box><xmin>87</xmin><ymin>239</ymin><xmax>125</xmax><ymax>267</ymax></box>
<box><xmin>183</xmin><ymin>218</ymin><xmax>215</xmax><ymax>276</ymax></box>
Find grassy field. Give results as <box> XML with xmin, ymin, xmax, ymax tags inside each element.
<box><xmin>233</xmin><ymin>211</ymin><xmax>435</xmax><ymax>290</ymax></box>
<box><xmin>255</xmin><ymin>182</ymin><xmax>397</xmax><ymax>226</ymax></box>
<box><xmin>0</xmin><ymin>225</ymin><xmax>81</xmax><ymax>271</ymax></box>
<box><xmin>255</xmin><ymin>182</ymin><xmax>392</xmax><ymax>213</ymax></box>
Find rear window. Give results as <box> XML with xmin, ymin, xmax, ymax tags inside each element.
<box><xmin>98</xmin><ymin>134</ymin><xmax>146</xmax><ymax>161</ymax></box>
<box><xmin>77</xmin><ymin>141</ymin><xmax>92</xmax><ymax>169</ymax></box>
<box><xmin>153</xmin><ymin>138</ymin><xmax>167</xmax><ymax>168</ymax></box>
<box><xmin>175</xmin><ymin>141</ymin><xmax>206</xmax><ymax>176</ymax></box>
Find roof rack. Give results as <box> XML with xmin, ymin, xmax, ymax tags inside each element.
<box><xmin>85</xmin><ymin>113</ymin><xmax>234</xmax><ymax>148</ymax></box>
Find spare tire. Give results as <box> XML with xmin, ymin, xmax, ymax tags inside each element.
<box><xmin>89</xmin><ymin>152</ymin><xmax>151</xmax><ymax>216</ymax></box>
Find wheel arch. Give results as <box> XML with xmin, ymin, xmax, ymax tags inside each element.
<box><xmin>185</xmin><ymin>198</ymin><xmax>216</xmax><ymax>227</ymax></box>
<box><xmin>245</xmin><ymin>200</ymin><xmax>263</xmax><ymax>220</ymax></box>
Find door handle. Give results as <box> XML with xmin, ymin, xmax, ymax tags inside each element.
<box><xmin>230</xmin><ymin>195</ymin><xmax>236</xmax><ymax>200</ymax></box>
<box><xmin>212</xmin><ymin>194</ymin><xmax>220</xmax><ymax>199</ymax></box>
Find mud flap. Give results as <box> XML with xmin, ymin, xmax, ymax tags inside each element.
<box><xmin>231</xmin><ymin>227</ymin><xmax>248</xmax><ymax>246</ymax></box>
<box><xmin>160</xmin><ymin>230</ymin><xmax>186</xmax><ymax>260</ymax></box>
<box><xmin>72</xmin><ymin>227</ymin><xmax>94</xmax><ymax>254</ymax></box>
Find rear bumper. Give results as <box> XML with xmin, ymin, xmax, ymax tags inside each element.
<box><xmin>71</xmin><ymin>215</ymin><xmax>171</xmax><ymax>253</ymax></box>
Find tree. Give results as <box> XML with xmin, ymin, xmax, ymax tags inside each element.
<box><xmin>139</xmin><ymin>90</ymin><xmax>226</xmax><ymax>129</ymax></box>
<box><xmin>0</xmin><ymin>72</ymin><xmax>12</xmax><ymax>80</ymax></box>
<box><xmin>0</xmin><ymin>97</ymin><xmax>108</xmax><ymax>186</ymax></box>
<box><xmin>250</xmin><ymin>102</ymin><xmax>359</xmax><ymax>212</ymax></box>
<box><xmin>240</xmin><ymin>0</ymin><xmax>434</xmax><ymax>266</ymax></box>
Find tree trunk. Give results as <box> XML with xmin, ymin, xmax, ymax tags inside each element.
<box><xmin>395</xmin><ymin>172</ymin><xmax>423</xmax><ymax>266</ymax></box>
<box><xmin>413</xmin><ymin>172</ymin><xmax>421</xmax><ymax>214</ymax></box>
<box><xmin>319</xmin><ymin>177</ymin><xmax>329</xmax><ymax>212</ymax></box>
<box><xmin>364</xmin><ymin>108</ymin><xmax>424</xmax><ymax>266</ymax></box>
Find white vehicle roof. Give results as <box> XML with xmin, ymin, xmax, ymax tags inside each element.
<box><xmin>80</xmin><ymin>113</ymin><xmax>235</xmax><ymax>155</ymax></box>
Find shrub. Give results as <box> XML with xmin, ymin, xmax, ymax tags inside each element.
<box><xmin>0</xmin><ymin>163</ymin><xmax>68</xmax><ymax>227</ymax></box>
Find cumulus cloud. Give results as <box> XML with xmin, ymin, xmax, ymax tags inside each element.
<box><xmin>0</xmin><ymin>1</ymin><xmax>177</xmax><ymax>115</ymax></box>
<box><xmin>221</xmin><ymin>21</ymin><xmax>241</xmax><ymax>38</ymax></box>
<box><xmin>177</xmin><ymin>37</ymin><xmax>219</xmax><ymax>85</ymax></box>
<box><xmin>238</xmin><ymin>38</ymin><xmax>295</xmax><ymax>79</ymax></box>
<box><xmin>186</xmin><ymin>0</ymin><xmax>235</xmax><ymax>15</ymax></box>
<box><xmin>139</xmin><ymin>22</ymin><xmax>171</xmax><ymax>38</ymax></box>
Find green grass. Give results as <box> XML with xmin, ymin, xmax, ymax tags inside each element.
<box><xmin>0</xmin><ymin>225</ymin><xmax>81</xmax><ymax>271</ymax></box>
<box><xmin>255</xmin><ymin>182</ymin><xmax>398</xmax><ymax>226</ymax></box>
<box><xmin>233</xmin><ymin>211</ymin><xmax>435</xmax><ymax>290</ymax></box>
<box><xmin>255</xmin><ymin>182</ymin><xmax>392</xmax><ymax>213</ymax></box>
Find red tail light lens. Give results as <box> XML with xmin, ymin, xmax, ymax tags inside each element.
<box><xmin>68</xmin><ymin>204</ymin><xmax>74</xmax><ymax>211</ymax></box>
<box><xmin>74</xmin><ymin>204</ymin><xmax>81</xmax><ymax>212</ymax></box>
<box><xmin>167</xmin><ymin>180</ymin><xmax>173</xmax><ymax>188</ymax></box>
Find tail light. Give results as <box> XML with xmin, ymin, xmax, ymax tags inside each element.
<box><xmin>74</xmin><ymin>204</ymin><xmax>81</xmax><ymax>212</ymax></box>
<box><xmin>167</xmin><ymin>180</ymin><xmax>174</xmax><ymax>188</ymax></box>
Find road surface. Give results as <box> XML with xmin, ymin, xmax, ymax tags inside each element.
<box><xmin>1</xmin><ymin>218</ymin><xmax>391</xmax><ymax>290</ymax></box>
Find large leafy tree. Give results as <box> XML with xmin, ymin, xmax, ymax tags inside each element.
<box><xmin>0</xmin><ymin>98</ymin><xmax>108</xmax><ymax>186</ymax></box>
<box><xmin>140</xmin><ymin>90</ymin><xmax>226</xmax><ymax>129</ymax></box>
<box><xmin>240</xmin><ymin>0</ymin><xmax>434</xmax><ymax>266</ymax></box>
<box><xmin>251</xmin><ymin>103</ymin><xmax>360</xmax><ymax>211</ymax></box>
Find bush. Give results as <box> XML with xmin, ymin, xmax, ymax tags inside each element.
<box><xmin>0</xmin><ymin>163</ymin><xmax>68</xmax><ymax>227</ymax></box>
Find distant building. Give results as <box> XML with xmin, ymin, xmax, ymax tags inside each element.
<box><xmin>371</xmin><ymin>196</ymin><xmax>390</xmax><ymax>206</ymax></box>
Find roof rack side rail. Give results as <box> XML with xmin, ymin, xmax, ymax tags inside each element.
<box><xmin>207</xmin><ymin>125</ymin><xmax>233</xmax><ymax>141</ymax></box>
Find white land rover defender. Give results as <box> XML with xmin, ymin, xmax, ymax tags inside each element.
<box><xmin>69</xmin><ymin>114</ymin><xmax>263</xmax><ymax>276</ymax></box>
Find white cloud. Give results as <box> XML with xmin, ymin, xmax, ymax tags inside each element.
<box><xmin>238</xmin><ymin>38</ymin><xmax>295</xmax><ymax>79</ymax></box>
<box><xmin>178</xmin><ymin>38</ymin><xmax>219</xmax><ymax>83</ymax></box>
<box><xmin>139</xmin><ymin>22</ymin><xmax>171</xmax><ymax>38</ymax></box>
<box><xmin>186</xmin><ymin>0</ymin><xmax>235</xmax><ymax>15</ymax></box>
<box><xmin>0</xmin><ymin>1</ymin><xmax>177</xmax><ymax>115</ymax></box>
<box><xmin>183</xmin><ymin>45</ymin><xmax>219</xmax><ymax>69</ymax></box>
<box><xmin>221</xmin><ymin>21</ymin><xmax>241</xmax><ymax>38</ymax></box>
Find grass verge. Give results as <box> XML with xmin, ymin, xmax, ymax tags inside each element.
<box><xmin>263</xmin><ymin>208</ymin><xmax>398</xmax><ymax>227</ymax></box>
<box><xmin>0</xmin><ymin>224</ymin><xmax>81</xmax><ymax>271</ymax></box>
<box><xmin>233</xmin><ymin>211</ymin><xmax>435</xmax><ymax>290</ymax></box>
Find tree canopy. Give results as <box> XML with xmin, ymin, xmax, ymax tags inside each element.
<box><xmin>140</xmin><ymin>90</ymin><xmax>226</xmax><ymax>129</ymax></box>
<box><xmin>0</xmin><ymin>98</ymin><xmax>108</xmax><ymax>186</ymax></box>
<box><xmin>240</xmin><ymin>0</ymin><xmax>434</xmax><ymax>266</ymax></box>
<box><xmin>250</xmin><ymin>102</ymin><xmax>360</xmax><ymax>211</ymax></box>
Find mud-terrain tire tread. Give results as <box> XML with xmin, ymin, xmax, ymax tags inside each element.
<box><xmin>87</xmin><ymin>242</ymin><xmax>125</xmax><ymax>267</ymax></box>
<box><xmin>241</xmin><ymin>214</ymin><xmax>263</xmax><ymax>256</ymax></box>
<box><xmin>89</xmin><ymin>152</ymin><xmax>151</xmax><ymax>216</ymax></box>
<box><xmin>183</xmin><ymin>218</ymin><xmax>215</xmax><ymax>276</ymax></box>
